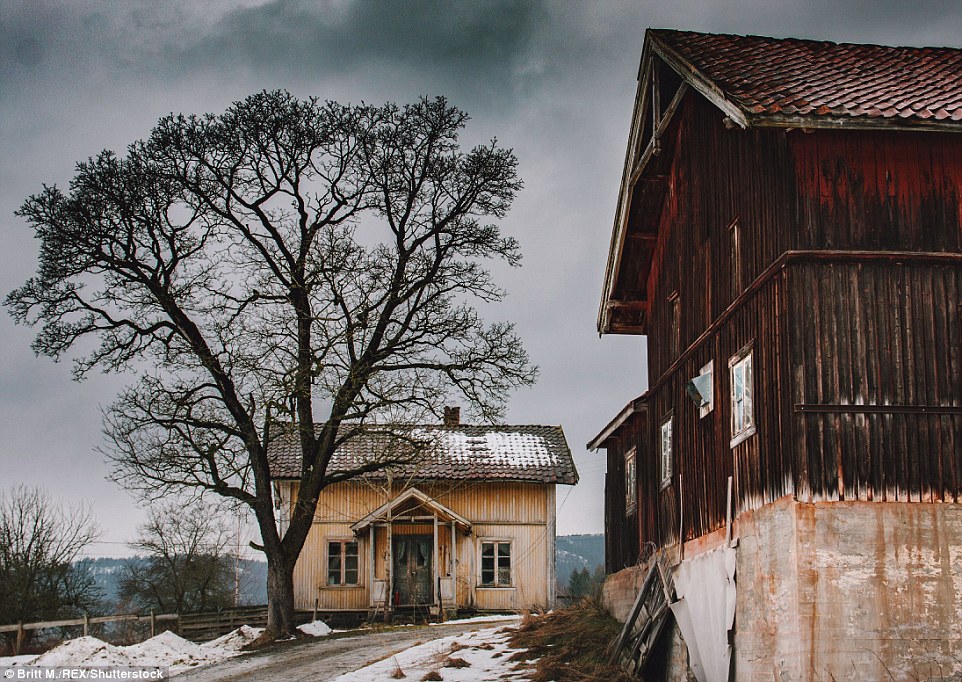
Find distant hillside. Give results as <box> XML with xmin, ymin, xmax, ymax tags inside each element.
<box><xmin>556</xmin><ymin>534</ymin><xmax>604</xmax><ymax>586</ymax></box>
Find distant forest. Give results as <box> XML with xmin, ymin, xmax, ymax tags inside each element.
<box><xmin>84</xmin><ymin>557</ymin><xmax>268</xmax><ymax>612</ymax></box>
<box><xmin>555</xmin><ymin>534</ymin><xmax>604</xmax><ymax>587</ymax></box>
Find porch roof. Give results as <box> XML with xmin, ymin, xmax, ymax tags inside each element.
<box><xmin>350</xmin><ymin>487</ymin><xmax>472</xmax><ymax>534</ymax></box>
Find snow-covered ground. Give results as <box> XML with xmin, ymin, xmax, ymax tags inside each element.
<box><xmin>0</xmin><ymin>621</ymin><xmax>333</xmax><ymax>676</ymax></box>
<box><xmin>331</xmin><ymin>624</ymin><xmax>529</xmax><ymax>682</ymax></box>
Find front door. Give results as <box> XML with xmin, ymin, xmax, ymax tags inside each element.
<box><xmin>392</xmin><ymin>536</ymin><xmax>432</xmax><ymax>606</ymax></box>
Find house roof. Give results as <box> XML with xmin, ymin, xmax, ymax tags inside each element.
<box><xmin>268</xmin><ymin>424</ymin><xmax>577</xmax><ymax>485</ymax></box>
<box><xmin>649</xmin><ymin>29</ymin><xmax>962</xmax><ymax>129</ymax></box>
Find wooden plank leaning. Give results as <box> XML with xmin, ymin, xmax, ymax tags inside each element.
<box><xmin>607</xmin><ymin>560</ymin><xmax>660</xmax><ymax>665</ymax></box>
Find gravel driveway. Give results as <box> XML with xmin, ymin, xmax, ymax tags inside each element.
<box><xmin>177</xmin><ymin>619</ymin><xmax>518</xmax><ymax>682</ymax></box>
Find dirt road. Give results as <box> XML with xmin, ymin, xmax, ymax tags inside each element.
<box><xmin>177</xmin><ymin>619</ymin><xmax>517</xmax><ymax>682</ymax></box>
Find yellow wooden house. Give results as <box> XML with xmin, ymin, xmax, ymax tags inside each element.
<box><xmin>269</xmin><ymin>411</ymin><xmax>577</xmax><ymax>620</ymax></box>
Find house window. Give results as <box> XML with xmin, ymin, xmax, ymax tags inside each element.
<box><xmin>729</xmin><ymin>346</ymin><xmax>756</xmax><ymax>447</ymax></box>
<box><xmin>625</xmin><ymin>448</ymin><xmax>637</xmax><ymax>514</ymax></box>
<box><xmin>660</xmin><ymin>415</ymin><xmax>673</xmax><ymax>489</ymax></box>
<box><xmin>327</xmin><ymin>540</ymin><xmax>359</xmax><ymax>586</ymax></box>
<box><xmin>480</xmin><ymin>541</ymin><xmax>512</xmax><ymax>587</ymax></box>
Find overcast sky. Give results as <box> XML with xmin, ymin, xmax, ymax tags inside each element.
<box><xmin>2</xmin><ymin>0</ymin><xmax>960</xmax><ymax>558</ymax></box>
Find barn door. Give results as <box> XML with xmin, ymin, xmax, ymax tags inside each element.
<box><xmin>392</xmin><ymin>536</ymin><xmax>433</xmax><ymax>605</ymax></box>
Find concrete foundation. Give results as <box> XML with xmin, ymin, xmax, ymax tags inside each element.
<box><xmin>602</xmin><ymin>498</ymin><xmax>962</xmax><ymax>682</ymax></box>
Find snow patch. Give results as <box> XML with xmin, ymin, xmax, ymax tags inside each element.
<box><xmin>429</xmin><ymin>614</ymin><xmax>522</xmax><ymax>626</ymax></box>
<box><xmin>202</xmin><ymin>625</ymin><xmax>264</xmax><ymax>650</ymax></box>
<box><xmin>298</xmin><ymin>620</ymin><xmax>332</xmax><ymax>637</ymax></box>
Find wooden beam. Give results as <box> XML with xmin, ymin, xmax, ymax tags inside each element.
<box><xmin>649</xmin><ymin>35</ymin><xmax>749</xmax><ymax>129</ymax></box>
<box><xmin>608</xmin><ymin>323</ymin><xmax>647</xmax><ymax>334</ymax></box>
<box><xmin>757</xmin><ymin>113</ymin><xmax>962</xmax><ymax>134</ymax></box>
<box><xmin>795</xmin><ymin>404</ymin><xmax>962</xmax><ymax>415</ymax></box>
<box><xmin>630</xmin><ymin>82</ymin><xmax>690</xmax><ymax>185</ymax></box>
<box><xmin>606</xmin><ymin>300</ymin><xmax>648</xmax><ymax>311</ymax></box>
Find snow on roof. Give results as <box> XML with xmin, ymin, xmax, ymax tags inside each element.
<box><xmin>268</xmin><ymin>424</ymin><xmax>577</xmax><ymax>485</ymax></box>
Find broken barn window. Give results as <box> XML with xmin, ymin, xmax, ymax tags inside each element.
<box><xmin>729</xmin><ymin>218</ymin><xmax>741</xmax><ymax>297</ymax></box>
<box><xmin>729</xmin><ymin>345</ymin><xmax>756</xmax><ymax>447</ymax></box>
<box><xmin>625</xmin><ymin>448</ymin><xmax>637</xmax><ymax>514</ymax></box>
<box><xmin>669</xmin><ymin>291</ymin><xmax>681</xmax><ymax>359</ymax></box>
<box><xmin>660</xmin><ymin>415</ymin><xmax>673</xmax><ymax>489</ymax></box>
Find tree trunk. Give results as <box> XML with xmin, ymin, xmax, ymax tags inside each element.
<box><xmin>265</xmin><ymin>558</ymin><xmax>298</xmax><ymax>639</ymax></box>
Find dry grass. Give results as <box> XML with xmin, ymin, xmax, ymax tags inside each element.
<box><xmin>507</xmin><ymin>597</ymin><xmax>637</xmax><ymax>682</ymax></box>
<box><xmin>443</xmin><ymin>657</ymin><xmax>470</xmax><ymax>668</ymax></box>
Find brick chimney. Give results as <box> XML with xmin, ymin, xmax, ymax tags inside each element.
<box><xmin>443</xmin><ymin>406</ymin><xmax>461</xmax><ymax>426</ymax></box>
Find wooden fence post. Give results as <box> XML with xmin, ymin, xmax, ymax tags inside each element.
<box><xmin>150</xmin><ymin>610</ymin><xmax>156</xmax><ymax>638</ymax></box>
<box><xmin>15</xmin><ymin>621</ymin><xmax>24</xmax><ymax>655</ymax></box>
<box><xmin>83</xmin><ymin>612</ymin><xmax>89</xmax><ymax>637</ymax></box>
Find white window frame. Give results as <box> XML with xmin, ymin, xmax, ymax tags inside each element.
<box><xmin>478</xmin><ymin>539</ymin><xmax>514</xmax><ymax>588</ymax></box>
<box><xmin>729</xmin><ymin>345</ymin><xmax>756</xmax><ymax>447</ymax></box>
<box><xmin>660</xmin><ymin>414</ymin><xmax>673</xmax><ymax>489</ymax></box>
<box><xmin>625</xmin><ymin>447</ymin><xmax>637</xmax><ymax>514</ymax></box>
<box><xmin>325</xmin><ymin>538</ymin><xmax>360</xmax><ymax>587</ymax></box>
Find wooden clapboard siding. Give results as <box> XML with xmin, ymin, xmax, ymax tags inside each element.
<box><xmin>281</xmin><ymin>478</ymin><xmax>554</xmax><ymax>612</ymax></box>
<box><xmin>470</xmin><ymin>523</ymin><xmax>550</xmax><ymax>610</ymax></box>
<box><xmin>293</xmin><ymin>522</ymin><xmax>368</xmax><ymax>611</ymax></box>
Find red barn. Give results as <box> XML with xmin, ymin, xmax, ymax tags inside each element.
<box><xmin>590</xmin><ymin>30</ymin><xmax>961</xmax><ymax>681</ymax></box>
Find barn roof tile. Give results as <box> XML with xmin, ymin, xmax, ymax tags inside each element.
<box><xmin>651</xmin><ymin>29</ymin><xmax>962</xmax><ymax>126</ymax></box>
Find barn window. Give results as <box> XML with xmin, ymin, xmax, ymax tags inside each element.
<box><xmin>327</xmin><ymin>540</ymin><xmax>359</xmax><ymax>586</ymax></box>
<box><xmin>625</xmin><ymin>448</ymin><xmax>637</xmax><ymax>513</ymax></box>
<box><xmin>729</xmin><ymin>218</ymin><xmax>741</xmax><ymax>296</ymax></box>
<box><xmin>729</xmin><ymin>346</ymin><xmax>756</xmax><ymax>447</ymax></box>
<box><xmin>480</xmin><ymin>541</ymin><xmax>512</xmax><ymax>587</ymax></box>
<box><xmin>660</xmin><ymin>415</ymin><xmax>673</xmax><ymax>489</ymax></box>
<box><xmin>669</xmin><ymin>291</ymin><xmax>681</xmax><ymax>358</ymax></box>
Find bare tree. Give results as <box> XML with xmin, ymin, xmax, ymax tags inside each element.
<box><xmin>119</xmin><ymin>501</ymin><xmax>234</xmax><ymax>614</ymax></box>
<box><xmin>0</xmin><ymin>486</ymin><xmax>102</xmax><ymax>644</ymax></box>
<box><xmin>6</xmin><ymin>92</ymin><xmax>536</xmax><ymax>639</ymax></box>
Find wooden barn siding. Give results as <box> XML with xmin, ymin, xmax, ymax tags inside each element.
<box><xmin>642</xmin><ymin>276</ymin><xmax>786</xmax><ymax>550</ymax></box>
<box><xmin>643</xmin><ymin>95</ymin><xmax>961</xmax><ymax>381</ymax></box>
<box><xmin>790</xmin><ymin>130</ymin><xmax>962</xmax><ymax>253</ymax></box>
<box><xmin>284</xmin><ymin>480</ymin><xmax>552</xmax><ymax>611</ymax></box>
<box><xmin>788</xmin><ymin>260</ymin><xmax>962</xmax><ymax>504</ymax></box>
<box><xmin>603</xmin><ymin>415</ymin><xmax>641</xmax><ymax>572</ymax></box>
<box><xmin>645</xmin><ymin>95</ymin><xmax>798</xmax><ymax>380</ymax></box>
<box><xmin>620</xmin><ymin>89</ymin><xmax>962</xmax><ymax>555</ymax></box>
